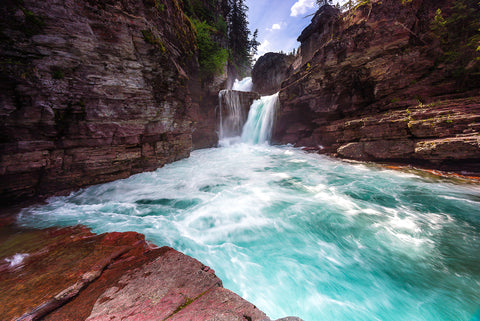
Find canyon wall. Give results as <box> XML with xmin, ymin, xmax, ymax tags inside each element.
<box><xmin>0</xmin><ymin>0</ymin><xmax>225</xmax><ymax>205</ymax></box>
<box><xmin>274</xmin><ymin>0</ymin><xmax>480</xmax><ymax>175</ymax></box>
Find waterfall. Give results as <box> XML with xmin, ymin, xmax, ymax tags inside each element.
<box><xmin>232</xmin><ymin>77</ymin><xmax>253</xmax><ymax>92</ymax></box>
<box><xmin>219</xmin><ymin>77</ymin><xmax>278</xmax><ymax>145</ymax></box>
<box><xmin>218</xmin><ymin>90</ymin><xmax>247</xmax><ymax>140</ymax></box>
<box><xmin>241</xmin><ymin>93</ymin><xmax>279</xmax><ymax>145</ymax></box>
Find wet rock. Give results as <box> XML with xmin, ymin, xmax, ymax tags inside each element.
<box><xmin>0</xmin><ymin>225</ymin><xmax>291</xmax><ymax>321</ymax></box>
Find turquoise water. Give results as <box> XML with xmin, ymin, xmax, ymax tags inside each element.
<box><xmin>17</xmin><ymin>144</ymin><xmax>480</xmax><ymax>321</ymax></box>
<box><xmin>241</xmin><ymin>93</ymin><xmax>278</xmax><ymax>144</ymax></box>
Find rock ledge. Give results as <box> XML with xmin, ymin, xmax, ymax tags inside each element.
<box><xmin>0</xmin><ymin>225</ymin><xmax>300</xmax><ymax>321</ymax></box>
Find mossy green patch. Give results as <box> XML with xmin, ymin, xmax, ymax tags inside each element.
<box><xmin>141</xmin><ymin>29</ymin><xmax>166</xmax><ymax>54</ymax></box>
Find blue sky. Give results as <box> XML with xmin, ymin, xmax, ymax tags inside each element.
<box><xmin>245</xmin><ymin>0</ymin><xmax>346</xmax><ymax>59</ymax></box>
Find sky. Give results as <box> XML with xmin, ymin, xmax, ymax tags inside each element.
<box><xmin>245</xmin><ymin>0</ymin><xmax>347</xmax><ymax>59</ymax></box>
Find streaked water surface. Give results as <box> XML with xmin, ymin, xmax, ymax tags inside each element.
<box><xmin>18</xmin><ymin>144</ymin><xmax>480</xmax><ymax>321</ymax></box>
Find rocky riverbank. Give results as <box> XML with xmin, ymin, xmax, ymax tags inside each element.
<box><xmin>0</xmin><ymin>222</ymin><xmax>300</xmax><ymax>321</ymax></box>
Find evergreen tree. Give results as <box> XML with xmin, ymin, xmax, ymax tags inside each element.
<box><xmin>181</xmin><ymin>0</ymin><xmax>257</xmax><ymax>77</ymax></box>
<box><xmin>228</xmin><ymin>0</ymin><xmax>251</xmax><ymax>74</ymax></box>
<box><xmin>250</xmin><ymin>29</ymin><xmax>260</xmax><ymax>58</ymax></box>
<box><xmin>220</xmin><ymin>0</ymin><xmax>231</xmax><ymax>18</ymax></box>
<box><xmin>431</xmin><ymin>0</ymin><xmax>480</xmax><ymax>86</ymax></box>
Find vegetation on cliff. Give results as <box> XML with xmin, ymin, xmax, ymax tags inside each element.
<box><xmin>431</xmin><ymin>0</ymin><xmax>480</xmax><ymax>87</ymax></box>
<box><xmin>191</xmin><ymin>18</ymin><xmax>229</xmax><ymax>79</ymax></box>
<box><xmin>180</xmin><ymin>0</ymin><xmax>258</xmax><ymax>80</ymax></box>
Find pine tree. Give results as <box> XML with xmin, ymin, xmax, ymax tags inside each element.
<box><xmin>228</xmin><ymin>0</ymin><xmax>251</xmax><ymax>74</ymax></box>
<box><xmin>250</xmin><ymin>29</ymin><xmax>260</xmax><ymax>57</ymax></box>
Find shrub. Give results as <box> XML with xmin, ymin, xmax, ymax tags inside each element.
<box><xmin>431</xmin><ymin>0</ymin><xmax>480</xmax><ymax>86</ymax></box>
<box><xmin>191</xmin><ymin>18</ymin><xmax>228</xmax><ymax>80</ymax></box>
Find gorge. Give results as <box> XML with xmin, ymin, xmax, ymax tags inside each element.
<box><xmin>1</xmin><ymin>0</ymin><xmax>480</xmax><ymax>320</ymax></box>
<box><xmin>11</xmin><ymin>88</ymin><xmax>480</xmax><ymax>320</ymax></box>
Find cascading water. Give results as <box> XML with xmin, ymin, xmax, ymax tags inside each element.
<box><xmin>241</xmin><ymin>93</ymin><xmax>279</xmax><ymax>144</ymax></box>
<box><xmin>218</xmin><ymin>89</ymin><xmax>247</xmax><ymax>140</ymax></box>
<box><xmin>219</xmin><ymin>76</ymin><xmax>278</xmax><ymax>145</ymax></box>
<box><xmin>15</xmin><ymin>77</ymin><xmax>480</xmax><ymax>321</ymax></box>
<box><xmin>232</xmin><ymin>77</ymin><xmax>253</xmax><ymax>92</ymax></box>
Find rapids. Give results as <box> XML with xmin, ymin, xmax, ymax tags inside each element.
<box><xmin>17</xmin><ymin>144</ymin><xmax>480</xmax><ymax>320</ymax></box>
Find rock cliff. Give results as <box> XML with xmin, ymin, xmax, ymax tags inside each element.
<box><xmin>274</xmin><ymin>0</ymin><xmax>480</xmax><ymax>175</ymax></box>
<box><xmin>0</xmin><ymin>0</ymin><xmax>206</xmax><ymax>205</ymax></box>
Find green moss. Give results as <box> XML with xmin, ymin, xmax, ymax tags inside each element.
<box><xmin>18</xmin><ymin>5</ymin><xmax>45</xmax><ymax>36</ymax></box>
<box><xmin>353</xmin><ymin>0</ymin><xmax>370</xmax><ymax>11</ymax></box>
<box><xmin>141</xmin><ymin>29</ymin><xmax>166</xmax><ymax>54</ymax></box>
<box><xmin>154</xmin><ymin>0</ymin><xmax>165</xmax><ymax>12</ymax></box>
<box><xmin>22</xmin><ymin>8</ymin><xmax>45</xmax><ymax>27</ymax></box>
<box><xmin>445</xmin><ymin>113</ymin><xmax>453</xmax><ymax>123</ymax></box>
<box><xmin>172</xmin><ymin>297</ymin><xmax>194</xmax><ymax>314</ymax></box>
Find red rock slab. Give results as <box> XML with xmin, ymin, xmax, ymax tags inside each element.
<box><xmin>0</xmin><ymin>225</ymin><xmax>149</xmax><ymax>321</ymax></box>
<box><xmin>1</xmin><ymin>225</ymin><xmax>285</xmax><ymax>321</ymax></box>
<box><xmin>84</xmin><ymin>247</ymin><xmax>223</xmax><ymax>321</ymax></box>
<box><xmin>168</xmin><ymin>287</ymin><xmax>270</xmax><ymax>321</ymax></box>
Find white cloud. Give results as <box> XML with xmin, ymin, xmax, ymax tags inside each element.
<box><xmin>266</xmin><ymin>23</ymin><xmax>283</xmax><ymax>32</ymax></box>
<box><xmin>290</xmin><ymin>0</ymin><xmax>316</xmax><ymax>17</ymax></box>
<box><xmin>255</xmin><ymin>39</ymin><xmax>271</xmax><ymax>59</ymax></box>
<box><xmin>258</xmin><ymin>39</ymin><xmax>271</xmax><ymax>53</ymax></box>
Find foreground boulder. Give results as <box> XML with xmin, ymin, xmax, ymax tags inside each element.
<box><xmin>0</xmin><ymin>224</ymin><xmax>300</xmax><ymax>321</ymax></box>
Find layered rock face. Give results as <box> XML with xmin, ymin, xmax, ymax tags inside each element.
<box><xmin>252</xmin><ymin>53</ymin><xmax>295</xmax><ymax>95</ymax></box>
<box><xmin>0</xmin><ymin>0</ymin><xmax>198</xmax><ymax>204</ymax></box>
<box><xmin>296</xmin><ymin>4</ymin><xmax>340</xmax><ymax>65</ymax></box>
<box><xmin>0</xmin><ymin>225</ymin><xmax>281</xmax><ymax>320</ymax></box>
<box><xmin>274</xmin><ymin>0</ymin><xmax>480</xmax><ymax>175</ymax></box>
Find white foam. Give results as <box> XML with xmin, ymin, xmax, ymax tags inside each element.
<box><xmin>5</xmin><ymin>253</ymin><xmax>29</xmax><ymax>268</ymax></box>
<box><xmin>389</xmin><ymin>215</ymin><xmax>420</xmax><ymax>232</ymax></box>
<box><xmin>272</xmin><ymin>173</ymin><xmax>290</xmax><ymax>179</ymax></box>
<box><xmin>289</xmin><ymin>159</ymin><xmax>307</xmax><ymax>163</ymax></box>
<box><xmin>232</xmin><ymin>77</ymin><xmax>253</xmax><ymax>92</ymax></box>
